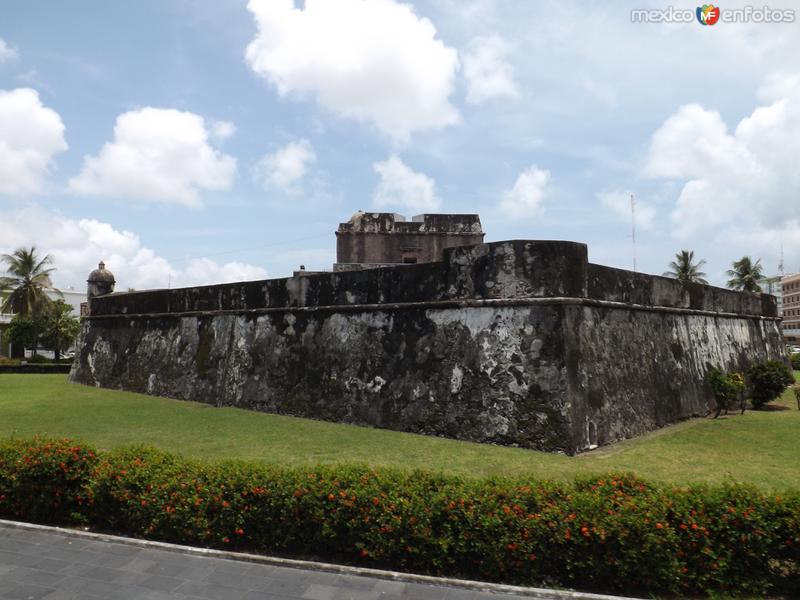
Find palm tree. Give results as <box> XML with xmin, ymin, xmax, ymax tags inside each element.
<box><xmin>726</xmin><ymin>256</ymin><xmax>764</xmax><ymax>292</ymax></box>
<box><xmin>0</xmin><ymin>247</ymin><xmax>61</xmax><ymax>317</ymax></box>
<box><xmin>663</xmin><ymin>250</ymin><xmax>709</xmax><ymax>284</ymax></box>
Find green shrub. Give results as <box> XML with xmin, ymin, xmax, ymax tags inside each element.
<box><xmin>26</xmin><ymin>354</ymin><xmax>51</xmax><ymax>364</ymax></box>
<box><xmin>747</xmin><ymin>360</ymin><xmax>794</xmax><ymax>409</ymax></box>
<box><xmin>791</xmin><ymin>353</ymin><xmax>800</xmax><ymax>371</ymax></box>
<box><xmin>707</xmin><ymin>369</ymin><xmax>746</xmax><ymax>417</ymax></box>
<box><xmin>0</xmin><ymin>439</ymin><xmax>798</xmax><ymax>596</ymax></box>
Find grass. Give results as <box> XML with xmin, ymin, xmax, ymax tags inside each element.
<box><xmin>0</xmin><ymin>374</ymin><xmax>798</xmax><ymax>490</ymax></box>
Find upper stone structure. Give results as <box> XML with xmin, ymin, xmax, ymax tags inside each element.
<box><xmin>334</xmin><ymin>211</ymin><xmax>484</xmax><ymax>271</ymax></box>
<box><xmin>86</xmin><ymin>261</ymin><xmax>115</xmax><ymax>309</ymax></box>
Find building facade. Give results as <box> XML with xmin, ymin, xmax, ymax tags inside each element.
<box><xmin>334</xmin><ymin>211</ymin><xmax>484</xmax><ymax>271</ymax></box>
<box><xmin>781</xmin><ymin>272</ymin><xmax>800</xmax><ymax>343</ymax></box>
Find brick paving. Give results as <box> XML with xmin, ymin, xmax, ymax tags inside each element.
<box><xmin>0</xmin><ymin>524</ymin><xmax>568</xmax><ymax>600</ymax></box>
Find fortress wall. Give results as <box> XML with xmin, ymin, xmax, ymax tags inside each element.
<box><xmin>71</xmin><ymin>241</ymin><xmax>784</xmax><ymax>454</ymax></box>
<box><xmin>563</xmin><ymin>306</ymin><xmax>782</xmax><ymax>450</ymax></box>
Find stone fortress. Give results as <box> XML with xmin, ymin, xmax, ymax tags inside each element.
<box><xmin>71</xmin><ymin>213</ymin><xmax>784</xmax><ymax>454</ymax></box>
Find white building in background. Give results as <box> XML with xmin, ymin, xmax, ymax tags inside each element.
<box><xmin>56</xmin><ymin>288</ymin><xmax>87</xmax><ymax>318</ymax></box>
<box><xmin>0</xmin><ymin>287</ymin><xmax>86</xmax><ymax>357</ymax></box>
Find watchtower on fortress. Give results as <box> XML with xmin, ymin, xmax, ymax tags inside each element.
<box><xmin>334</xmin><ymin>211</ymin><xmax>484</xmax><ymax>271</ymax></box>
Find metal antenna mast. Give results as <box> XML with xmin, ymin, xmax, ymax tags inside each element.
<box><xmin>631</xmin><ymin>193</ymin><xmax>637</xmax><ymax>273</ymax></box>
<box><xmin>779</xmin><ymin>239</ymin><xmax>785</xmax><ymax>277</ymax></box>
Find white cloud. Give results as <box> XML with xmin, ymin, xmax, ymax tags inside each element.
<box><xmin>211</xmin><ymin>120</ymin><xmax>236</xmax><ymax>141</ymax></box>
<box><xmin>645</xmin><ymin>73</ymin><xmax>800</xmax><ymax>239</ymax></box>
<box><xmin>498</xmin><ymin>165</ymin><xmax>550</xmax><ymax>218</ymax></box>
<box><xmin>0</xmin><ymin>205</ymin><xmax>267</xmax><ymax>290</ymax></box>
<box><xmin>245</xmin><ymin>0</ymin><xmax>459</xmax><ymax>141</ymax></box>
<box><xmin>644</xmin><ymin>104</ymin><xmax>758</xmax><ymax>181</ymax></box>
<box><xmin>68</xmin><ymin>107</ymin><xmax>236</xmax><ymax>207</ymax></box>
<box><xmin>0</xmin><ymin>38</ymin><xmax>18</xmax><ymax>63</ymax></box>
<box><xmin>372</xmin><ymin>155</ymin><xmax>441</xmax><ymax>213</ymax></box>
<box><xmin>463</xmin><ymin>35</ymin><xmax>518</xmax><ymax>104</ymax></box>
<box><xmin>598</xmin><ymin>190</ymin><xmax>656</xmax><ymax>229</ymax></box>
<box><xmin>254</xmin><ymin>139</ymin><xmax>316</xmax><ymax>193</ymax></box>
<box><xmin>0</xmin><ymin>88</ymin><xmax>67</xmax><ymax>196</ymax></box>
<box><xmin>582</xmin><ymin>77</ymin><xmax>616</xmax><ymax>108</ymax></box>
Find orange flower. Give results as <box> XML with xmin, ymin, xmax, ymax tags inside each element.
<box><xmin>328</xmin><ymin>493</ymin><xmax>335</xmax><ymax>501</ymax></box>
<box><xmin>235</xmin><ymin>528</ymin><xmax>244</xmax><ymax>536</ymax></box>
<box><xmin>656</xmin><ymin>522</ymin><xmax>664</xmax><ymax>529</ymax></box>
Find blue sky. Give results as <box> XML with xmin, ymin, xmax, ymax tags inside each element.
<box><xmin>1</xmin><ymin>0</ymin><xmax>799</xmax><ymax>290</ymax></box>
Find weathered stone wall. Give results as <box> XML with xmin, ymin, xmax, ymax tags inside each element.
<box><xmin>71</xmin><ymin>240</ymin><xmax>784</xmax><ymax>454</ymax></box>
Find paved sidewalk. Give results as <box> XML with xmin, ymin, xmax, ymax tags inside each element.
<box><xmin>0</xmin><ymin>523</ymin><xmax>627</xmax><ymax>600</ymax></box>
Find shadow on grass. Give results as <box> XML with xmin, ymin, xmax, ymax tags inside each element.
<box><xmin>756</xmin><ymin>404</ymin><xmax>792</xmax><ymax>412</ymax></box>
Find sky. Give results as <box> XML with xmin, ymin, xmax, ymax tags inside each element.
<box><xmin>1</xmin><ymin>0</ymin><xmax>800</xmax><ymax>291</ymax></box>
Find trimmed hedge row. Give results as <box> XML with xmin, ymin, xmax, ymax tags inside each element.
<box><xmin>0</xmin><ymin>438</ymin><xmax>798</xmax><ymax>596</ymax></box>
<box><xmin>0</xmin><ymin>364</ymin><xmax>72</xmax><ymax>374</ymax></box>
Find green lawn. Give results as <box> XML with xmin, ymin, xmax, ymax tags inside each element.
<box><xmin>1</xmin><ymin>374</ymin><xmax>798</xmax><ymax>490</ymax></box>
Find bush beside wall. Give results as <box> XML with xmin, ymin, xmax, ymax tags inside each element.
<box><xmin>0</xmin><ymin>438</ymin><xmax>797</xmax><ymax>596</ymax></box>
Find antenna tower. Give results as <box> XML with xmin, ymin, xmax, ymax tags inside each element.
<box><xmin>631</xmin><ymin>193</ymin><xmax>637</xmax><ymax>272</ymax></box>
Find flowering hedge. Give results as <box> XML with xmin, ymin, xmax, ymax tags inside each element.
<box><xmin>0</xmin><ymin>438</ymin><xmax>798</xmax><ymax>596</ymax></box>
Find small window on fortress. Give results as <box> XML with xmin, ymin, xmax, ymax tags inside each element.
<box><xmin>403</xmin><ymin>256</ymin><xmax>418</xmax><ymax>264</ymax></box>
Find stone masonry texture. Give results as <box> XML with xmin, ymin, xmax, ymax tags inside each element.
<box><xmin>70</xmin><ymin>240</ymin><xmax>785</xmax><ymax>455</ymax></box>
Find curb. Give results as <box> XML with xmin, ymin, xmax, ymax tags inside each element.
<box><xmin>0</xmin><ymin>519</ymin><xmax>643</xmax><ymax>600</ymax></box>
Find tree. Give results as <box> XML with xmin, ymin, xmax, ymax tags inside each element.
<box><xmin>663</xmin><ymin>250</ymin><xmax>708</xmax><ymax>284</ymax></box>
<box><xmin>41</xmin><ymin>300</ymin><xmax>81</xmax><ymax>360</ymax></box>
<box><xmin>726</xmin><ymin>256</ymin><xmax>764</xmax><ymax>292</ymax></box>
<box><xmin>707</xmin><ymin>369</ymin><xmax>746</xmax><ymax>417</ymax></box>
<box><xmin>0</xmin><ymin>247</ymin><xmax>60</xmax><ymax>316</ymax></box>
<box><xmin>6</xmin><ymin>314</ymin><xmax>44</xmax><ymax>357</ymax></box>
<box><xmin>0</xmin><ymin>247</ymin><xmax>61</xmax><ymax>358</ymax></box>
